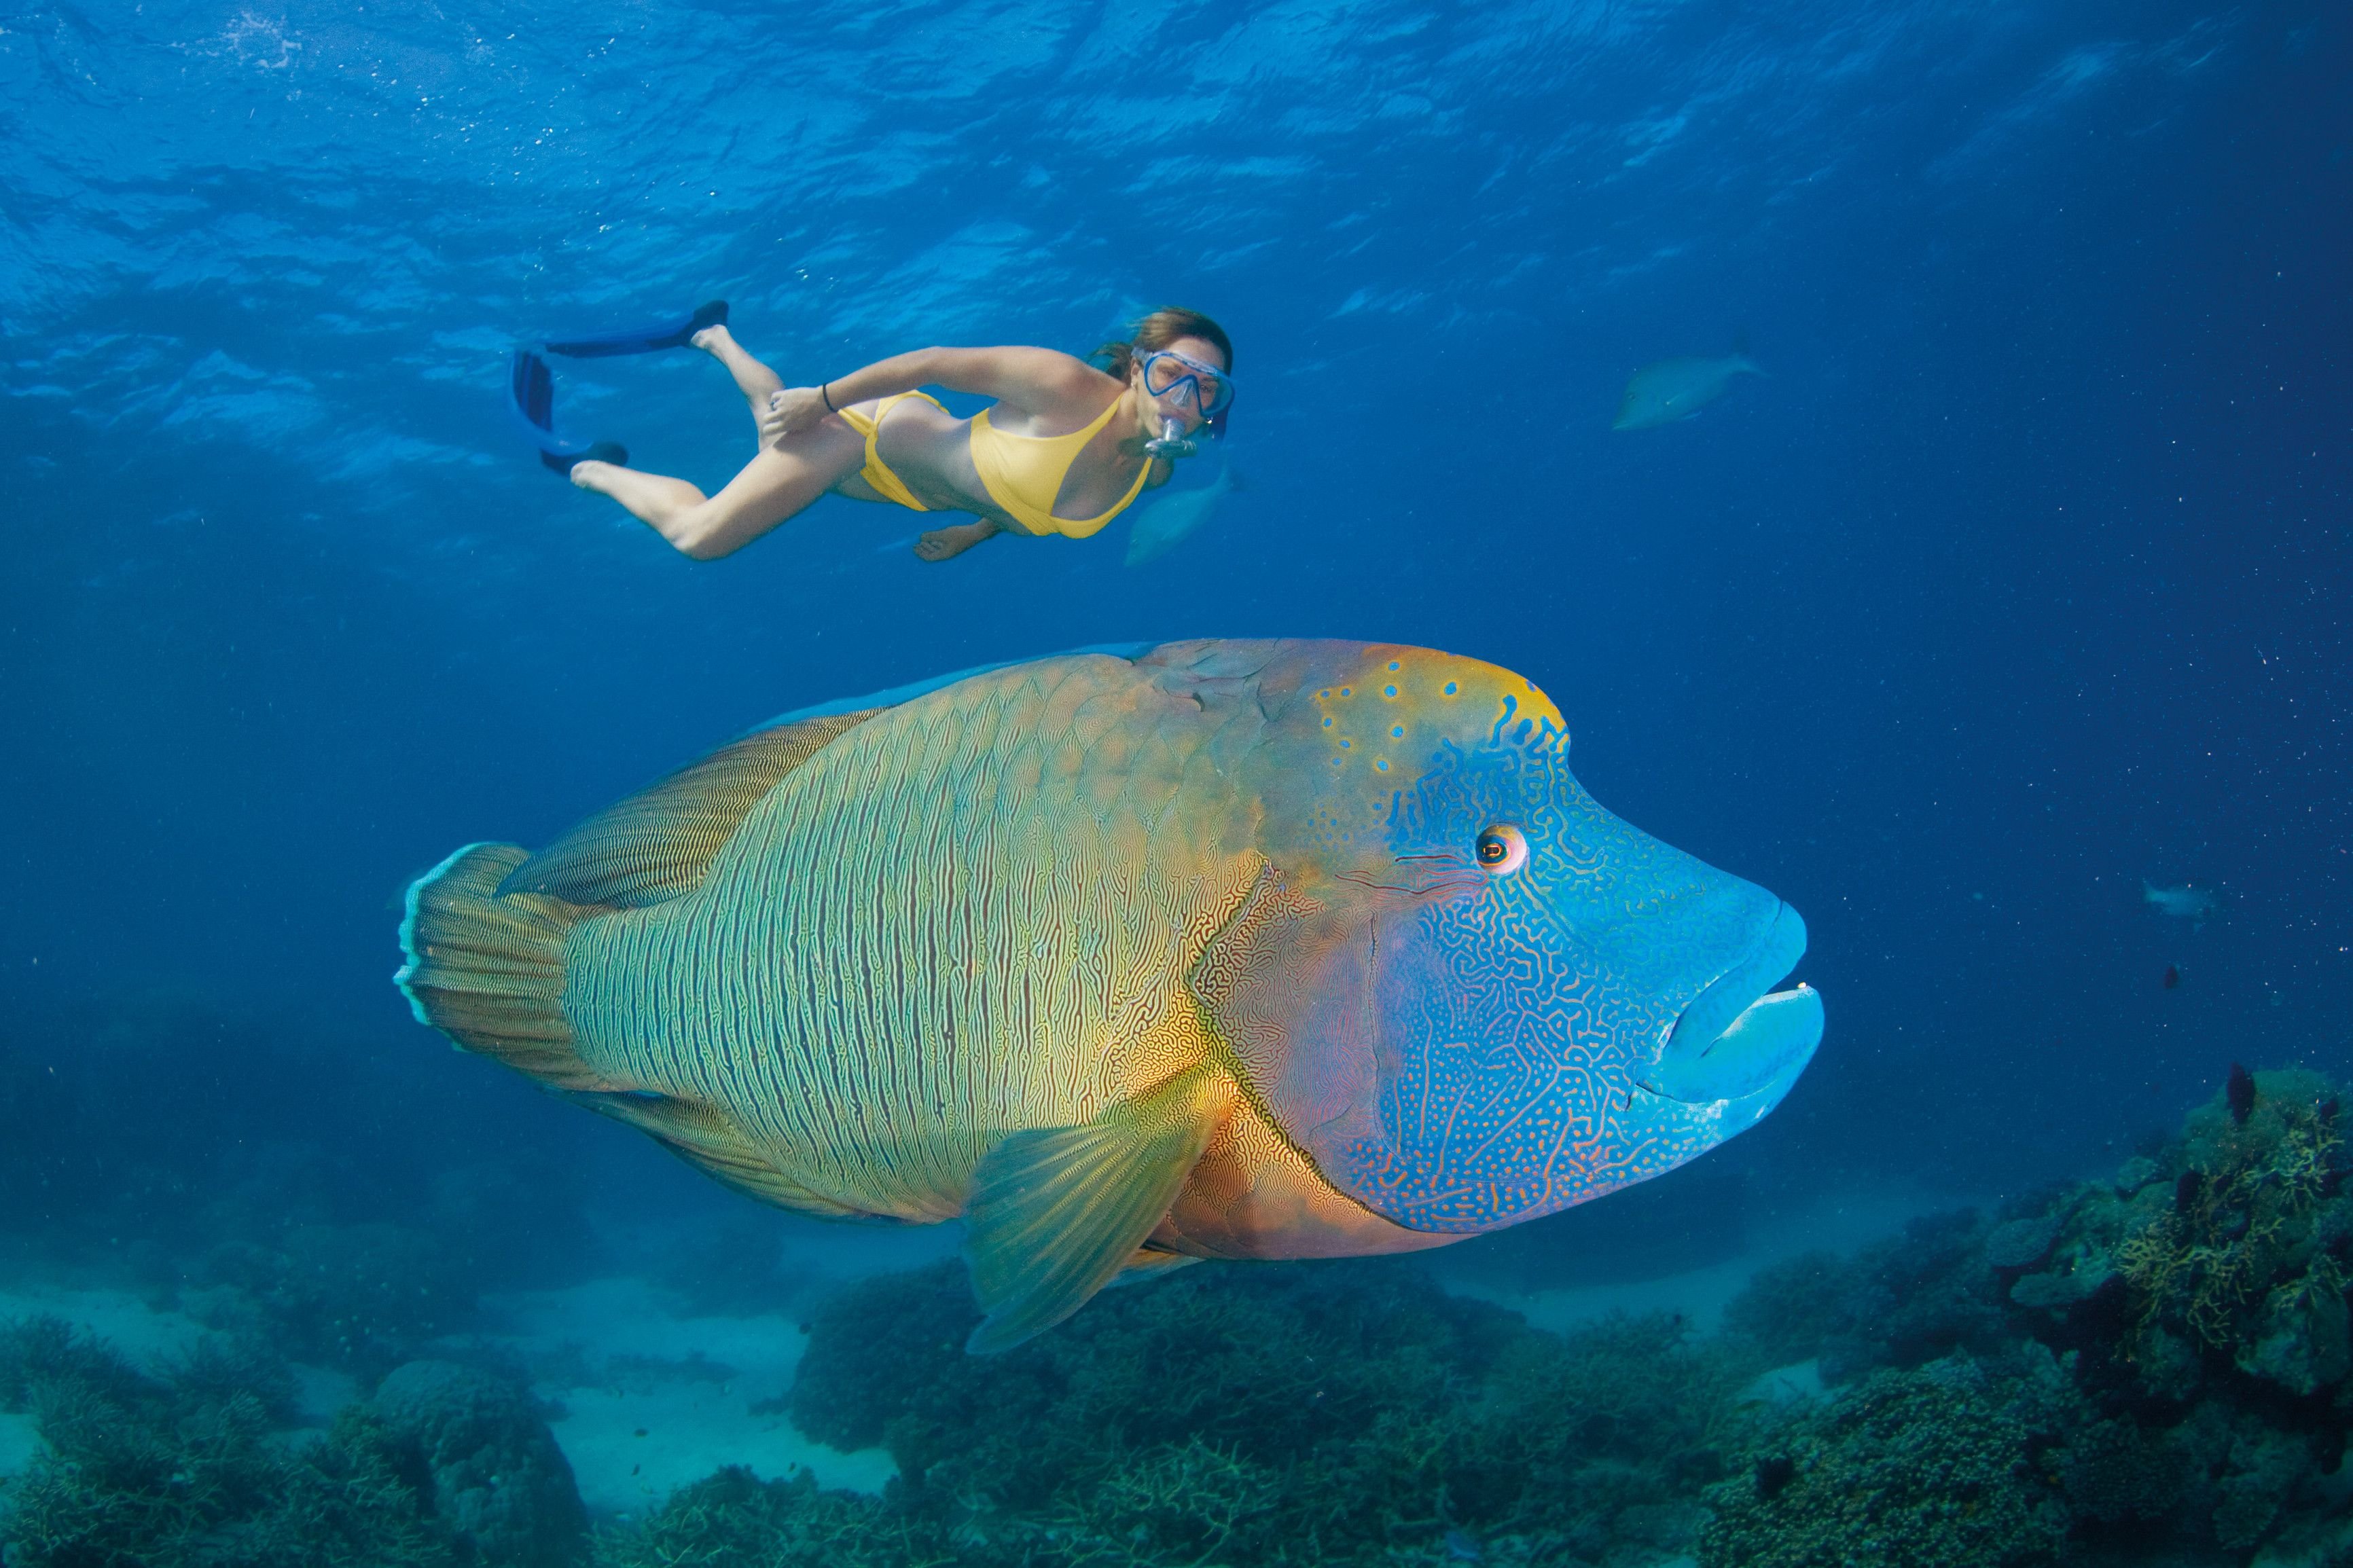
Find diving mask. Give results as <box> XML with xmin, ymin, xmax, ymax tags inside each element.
<box><xmin>1138</xmin><ymin>349</ymin><xmax>1234</xmax><ymax>417</ymax></box>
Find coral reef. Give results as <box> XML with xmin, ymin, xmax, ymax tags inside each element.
<box><xmin>0</xmin><ymin>1319</ymin><xmax>589</xmax><ymax>1568</ymax></box>
<box><xmin>0</xmin><ymin>1315</ymin><xmax>459</xmax><ymax>1567</ymax></box>
<box><xmin>2105</xmin><ymin>1068</ymin><xmax>2350</xmax><ymax>1394</ymax></box>
<box><xmin>18</xmin><ymin>1032</ymin><xmax>2353</xmax><ymax>1568</ymax></box>
<box><xmin>372</xmin><ymin>1360</ymin><xmax>590</xmax><ymax>1568</ymax></box>
<box><xmin>583</xmin><ymin>1068</ymin><xmax>2353</xmax><ymax>1567</ymax></box>
<box><xmin>770</xmin><ymin>1258</ymin><xmax>1739</xmax><ymax>1565</ymax></box>
<box><xmin>1702</xmin><ymin>1349</ymin><xmax>2077</xmax><ymax>1568</ymax></box>
<box><xmin>1706</xmin><ymin>1066</ymin><xmax>2353</xmax><ymax>1567</ymax></box>
<box><xmin>599</xmin><ymin>1466</ymin><xmax>929</xmax><ymax>1568</ymax></box>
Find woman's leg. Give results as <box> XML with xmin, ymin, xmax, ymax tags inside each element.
<box><xmin>691</xmin><ymin>324</ymin><xmax>785</xmax><ymax>440</ymax></box>
<box><xmin>570</xmin><ymin>418</ymin><xmax>868</xmax><ymax>560</ymax></box>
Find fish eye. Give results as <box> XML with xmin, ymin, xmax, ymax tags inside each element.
<box><xmin>1474</xmin><ymin>826</ymin><xmax>1527</xmax><ymax>875</ymax></box>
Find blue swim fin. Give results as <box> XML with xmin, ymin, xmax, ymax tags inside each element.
<box><xmin>543</xmin><ymin>299</ymin><xmax>728</xmax><ymax>359</ymax></box>
<box><xmin>508</xmin><ymin>301</ymin><xmax>727</xmax><ymax>473</ymax></box>
<box><xmin>509</xmin><ymin>348</ymin><xmax>628</xmax><ymax>474</ymax></box>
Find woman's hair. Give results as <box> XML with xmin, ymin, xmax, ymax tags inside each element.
<box><xmin>1094</xmin><ymin>307</ymin><xmax>1233</xmax><ymax>382</ymax></box>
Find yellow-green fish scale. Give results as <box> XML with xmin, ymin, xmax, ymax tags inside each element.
<box><xmin>561</xmin><ymin>656</ymin><xmax>1265</xmax><ymax>1221</ymax></box>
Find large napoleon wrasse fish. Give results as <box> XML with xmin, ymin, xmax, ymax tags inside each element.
<box><xmin>397</xmin><ymin>640</ymin><xmax>1822</xmax><ymax>1350</ymax></box>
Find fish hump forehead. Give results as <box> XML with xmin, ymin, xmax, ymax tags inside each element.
<box><xmin>909</xmin><ymin>642</ymin><xmax>1567</xmax><ymax>803</ymax></box>
<box><xmin>1240</xmin><ymin>642</ymin><xmax>1567</xmax><ymax>776</ymax></box>
<box><xmin>1142</xmin><ymin>639</ymin><xmax>1558</xmax><ymax>728</ymax></box>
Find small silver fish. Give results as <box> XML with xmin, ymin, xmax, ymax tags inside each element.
<box><xmin>2143</xmin><ymin>880</ymin><xmax>2219</xmax><ymax>921</ymax></box>
<box><xmin>1613</xmin><ymin>354</ymin><xmax>1763</xmax><ymax>430</ymax></box>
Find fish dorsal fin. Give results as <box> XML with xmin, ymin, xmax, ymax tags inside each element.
<box><xmin>499</xmin><ymin>709</ymin><xmax>880</xmax><ymax>908</ymax></box>
<box><xmin>963</xmin><ymin>1061</ymin><xmax>1236</xmax><ymax>1353</ymax></box>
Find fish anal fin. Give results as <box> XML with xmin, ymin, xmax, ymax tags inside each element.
<box><xmin>963</xmin><ymin>1061</ymin><xmax>1236</xmax><ymax>1353</ymax></box>
<box><xmin>1109</xmin><ymin>1247</ymin><xmax>1204</xmax><ymax>1290</ymax></box>
<box><xmin>578</xmin><ymin>1089</ymin><xmax>879</xmax><ymax>1222</ymax></box>
<box><xmin>500</xmin><ymin>709</ymin><xmax>880</xmax><ymax>909</ymax></box>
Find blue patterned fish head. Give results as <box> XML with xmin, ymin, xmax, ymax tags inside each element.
<box><xmin>1204</xmin><ymin>641</ymin><xmax>1822</xmax><ymax>1236</ymax></box>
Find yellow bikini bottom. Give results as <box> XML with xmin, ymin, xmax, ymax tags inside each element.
<box><xmin>837</xmin><ymin>390</ymin><xmax>946</xmax><ymax>512</ymax></box>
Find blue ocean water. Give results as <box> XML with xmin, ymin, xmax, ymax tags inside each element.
<box><xmin>3</xmin><ymin>0</ymin><xmax>2350</xmax><ymax>1559</ymax></box>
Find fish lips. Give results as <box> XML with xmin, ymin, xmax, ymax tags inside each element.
<box><xmin>1639</xmin><ymin>902</ymin><xmax>1823</xmax><ymax>1104</ymax></box>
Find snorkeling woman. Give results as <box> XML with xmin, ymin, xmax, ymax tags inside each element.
<box><xmin>557</xmin><ymin>307</ymin><xmax>1232</xmax><ymax>563</ymax></box>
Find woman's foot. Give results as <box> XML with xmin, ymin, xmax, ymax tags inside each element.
<box><xmin>568</xmin><ymin>461</ymin><xmax>708</xmax><ymax>528</ymax></box>
<box><xmin>569</xmin><ymin>458</ymin><xmax>619</xmax><ymax>494</ymax></box>
<box><xmin>914</xmin><ymin>522</ymin><xmax>997</xmax><ymax>562</ymax></box>
<box><xmin>693</xmin><ymin>323</ymin><xmax>786</xmax><ymax>420</ymax></box>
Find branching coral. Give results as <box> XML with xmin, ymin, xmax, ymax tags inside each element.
<box><xmin>2116</xmin><ymin>1070</ymin><xmax>2350</xmax><ymax>1376</ymax></box>
<box><xmin>0</xmin><ymin>1321</ymin><xmax>461</xmax><ymax>1568</ymax></box>
<box><xmin>597</xmin><ymin>1466</ymin><xmax>946</xmax><ymax>1568</ymax></box>
<box><xmin>604</xmin><ymin>1066</ymin><xmax>2353</xmax><ymax>1568</ymax></box>
<box><xmin>1041</xmin><ymin>1438</ymin><xmax>1279</xmax><ymax>1568</ymax></box>
<box><xmin>753</xmin><ymin>1262</ymin><xmax>1738</xmax><ymax>1567</ymax></box>
<box><xmin>1700</xmin><ymin>1353</ymin><xmax>2074</xmax><ymax>1568</ymax></box>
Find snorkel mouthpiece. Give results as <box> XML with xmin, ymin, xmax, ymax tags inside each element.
<box><xmin>1144</xmin><ymin>416</ymin><xmax>1198</xmax><ymax>460</ymax></box>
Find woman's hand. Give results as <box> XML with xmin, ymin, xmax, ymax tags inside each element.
<box><xmin>761</xmin><ymin>386</ymin><xmax>834</xmax><ymax>446</ymax></box>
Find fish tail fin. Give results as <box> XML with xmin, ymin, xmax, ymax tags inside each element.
<box><xmin>394</xmin><ymin>843</ymin><xmax>609</xmax><ymax>1093</ymax></box>
<box><xmin>396</xmin><ymin>843</ymin><xmax>883</xmax><ymax>1224</ymax></box>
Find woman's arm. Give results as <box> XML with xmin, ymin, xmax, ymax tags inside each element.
<box><xmin>905</xmin><ymin>346</ymin><xmax>1109</xmax><ymax>413</ymax></box>
<box><xmin>762</xmin><ymin>346</ymin><xmax>1111</xmax><ymax>443</ymax></box>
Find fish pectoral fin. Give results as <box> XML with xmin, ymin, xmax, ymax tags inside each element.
<box><xmin>963</xmin><ymin>1061</ymin><xmax>1236</xmax><ymax>1353</ymax></box>
<box><xmin>497</xmin><ymin>708</ymin><xmax>882</xmax><ymax>909</ymax></box>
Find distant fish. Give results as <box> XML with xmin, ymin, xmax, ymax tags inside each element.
<box><xmin>2163</xmin><ymin>964</ymin><xmax>2180</xmax><ymax>990</ymax></box>
<box><xmin>2142</xmin><ymin>880</ymin><xmax>2218</xmax><ymax>922</ymax></box>
<box><xmin>1126</xmin><ymin>465</ymin><xmax>1242</xmax><ymax>567</ymax></box>
<box><xmin>2227</xmin><ymin>1062</ymin><xmax>2257</xmax><ymax>1124</ymax></box>
<box><xmin>1612</xmin><ymin>354</ymin><xmax>1763</xmax><ymax>430</ymax></box>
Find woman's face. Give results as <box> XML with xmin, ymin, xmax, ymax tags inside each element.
<box><xmin>1130</xmin><ymin>334</ymin><xmax>1230</xmax><ymax>436</ymax></box>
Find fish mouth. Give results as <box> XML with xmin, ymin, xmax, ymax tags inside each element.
<box><xmin>1640</xmin><ymin>902</ymin><xmax>1824</xmax><ymax>1104</ymax></box>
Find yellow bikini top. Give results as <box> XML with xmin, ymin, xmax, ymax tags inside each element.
<box><xmin>969</xmin><ymin>396</ymin><xmax>1151</xmax><ymax>540</ymax></box>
